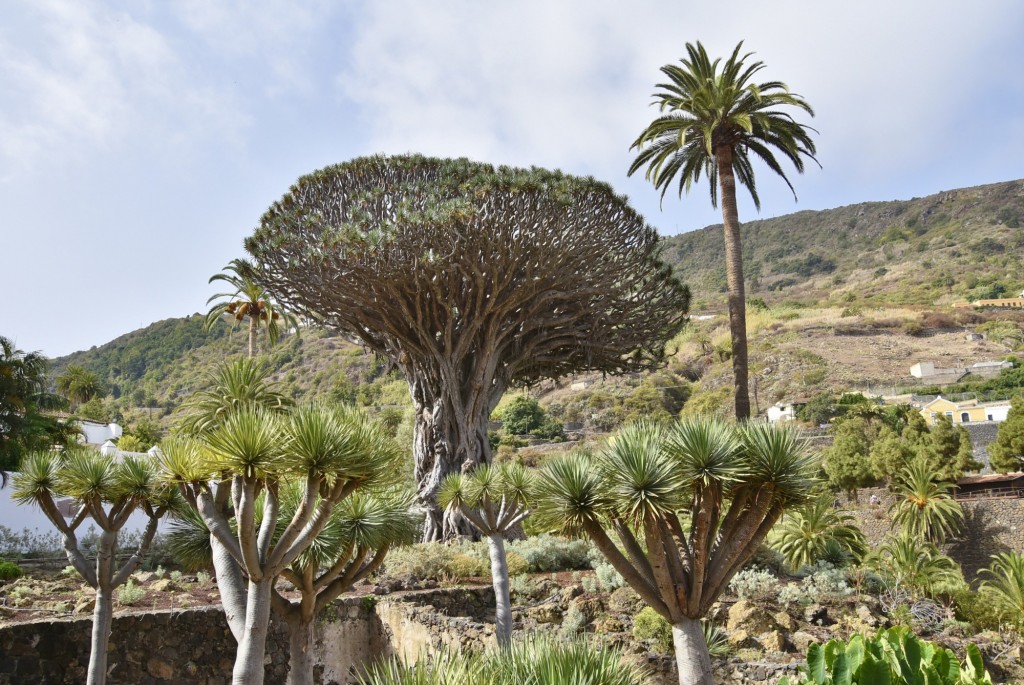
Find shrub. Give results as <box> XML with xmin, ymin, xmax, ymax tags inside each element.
<box><xmin>632</xmin><ymin>606</ymin><xmax>673</xmax><ymax>654</ymax></box>
<box><xmin>0</xmin><ymin>561</ymin><xmax>24</xmax><ymax>581</ymax></box>
<box><xmin>385</xmin><ymin>543</ymin><xmax>465</xmax><ymax>580</ymax></box>
<box><xmin>729</xmin><ymin>567</ymin><xmax>778</xmax><ymax>601</ymax></box>
<box><xmin>594</xmin><ymin>562</ymin><xmax>626</xmax><ymax>591</ymax></box>
<box><xmin>505</xmin><ymin>551</ymin><xmax>530</xmax><ymax>578</ymax></box>
<box><xmin>509</xmin><ymin>534</ymin><xmax>592</xmax><ymax>572</ymax></box>
<box><xmin>449</xmin><ymin>553</ymin><xmax>488</xmax><ymax>579</ymax></box>
<box><xmin>559</xmin><ymin>604</ymin><xmax>587</xmax><ymax>638</ymax></box>
<box><xmin>903</xmin><ymin>321</ymin><xmax>925</xmax><ymax>337</ymax></box>
<box><xmin>117</xmin><ymin>580</ymin><xmax>146</xmax><ymax>607</ymax></box>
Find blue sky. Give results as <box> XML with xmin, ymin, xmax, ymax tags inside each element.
<box><xmin>3</xmin><ymin>0</ymin><xmax>1023</xmax><ymax>358</ymax></box>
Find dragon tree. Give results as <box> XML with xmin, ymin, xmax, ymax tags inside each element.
<box><xmin>246</xmin><ymin>155</ymin><xmax>690</xmax><ymax>540</ymax></box>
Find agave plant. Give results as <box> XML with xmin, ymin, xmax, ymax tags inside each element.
<box><xmin>778</xmin><ymin>627</ymin><xmax>992</xmax><ymax>685</ymax></box>
<box><xmin>889</xmin><ymin>460</ymin><xmax>963</xmax><ymax>545</ymax></box>
<box><xmin>770</xmin><ymin>496</ymin><xmax>867</xmax><ymax>571</ymax></box>
<box><xmin>438</xmin><ymin>462</ymin><xmax>533</xmax><ymax>648</ymax></box>
<box><xmin>534</xmin><ymin>418</ymin><xmax>816</xmax><ymax>685</ymax></box>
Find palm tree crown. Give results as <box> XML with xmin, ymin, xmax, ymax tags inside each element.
<box><xmin>628</xmin><ymin>41</ymin><xmax>817</xmax><ymax>208</ymax></box>
<box><xmin>205</xmin><ymin>258</ymin><xmax>297</xmax><ymax>358</ymax></box>
<box><xmin>889</xmin><ymin>459</ymin><xmax>963</xmax><ymax>545</ymax></box>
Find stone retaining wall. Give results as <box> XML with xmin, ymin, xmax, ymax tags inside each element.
<box><xmin>843</xmin><ymin>487</ymin><xmax>1024</xmax><ymax>580</ymax></box>
<box><xmin>0</xmin><ymin>584</ymin><xmax>800</xmax><ymax>685</ymax></box>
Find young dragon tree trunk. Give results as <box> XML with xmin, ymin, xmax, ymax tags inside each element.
<box><xmin>673</xmin><ymin>617</ymin><xmax>714</xmax><ymax>685</ymax></box>
<box><xmin>487</xmin><ymin>533</ymin><xmax>513</xmax><ymax>648</ymax></box>
<box><xmin>86</xmin><ymin>529</ymin><xmax>118</xmax><ymax>685</ymax></box>
<box><xmin>231</xmin><ymin>578</ymin><xmax>275</xmax><ymax>685</ymax></box>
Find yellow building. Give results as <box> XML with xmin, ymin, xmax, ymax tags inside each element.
<box><xmin>919</xmin><ymin>396</ymin><xmax>1011</xmax><ymax>425</ymax></box>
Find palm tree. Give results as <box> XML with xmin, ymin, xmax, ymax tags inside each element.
<box><xmin>438</xmin><ymin>463</ymin><xmax>534</xmax><ymax>648</ymax></box>
<box><xmin>535</xmin><ymin>418</ymin><xmax>816</xmax><ymax>685</ymax></box>
<box><xmin>870</xmin><ymin>534</ymin><xmax>962</xmax><ymax>598</ymax></box>
<box><xmin>980</xmin><ymin>551</ymin><xmax>1024</xmax><ymax>628</ymax></box>
<box><xmin>55</xmin><ymin>365</ymin><xmax>106</xmax><ymax>408</ymax></box>
<box><xmin>770</xmin><ymin>496</ymin><xmax>867</xmax><ymax>571</ymax></box>
<box><xmin>177</xmin><ymin>357</ymin><xmax>292</xmax><ymax>435</ymax></box>
<box><xmin>0</xmin><ymin>336</ymin><xmax>72</xmax><ymax>477</ymax></box>
<box><xmin>889</xmin><ymin>460</ymin><xmax>964</xmax><ymax>545</ymax></box>
<box><xmin>205</xmin><ymin>258</ymin><xmax>297</xmax><ymax>358</ymax></box>
<box><xmin>628</xmin><ymin>42</ymin><xmax>817</xmax><ymax>420</ymax></box>
<box><xmin>12</xmin><ymin>449</ymin><xmax>177</xmax><ymax>685</ymax></box>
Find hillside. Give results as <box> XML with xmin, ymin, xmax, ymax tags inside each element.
<box><xmin>46</xmin><ymin>178</ymin><xmax>1024</xmax><ymax>436</ymax></box>
<box><xmin>661</xmin><ymin>178</ymin><xmax>1024</xmax><ymax>309</ymax></box>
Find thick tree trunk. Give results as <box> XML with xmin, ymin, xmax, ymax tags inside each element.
<box><xmin>87</xmin><ymin>586</ymin><xmax>114</xmax><ymax>685</ymax></box>
<box><xmin>285</xmin><ymin>615</ymin><xmax>317</xmax><ymax>685</ymax></box>
<box><xmin>413</xmin><ymin>392</ymin><xmax>495</xmax><ymax>541</ymax></box>
<box><xmin>232</xmin><ymin>578</ymin><xmax>274</xmax><ymax>685</ymax></box>
<box><xmin>673</xmin><ymin>617</ymin><xmax>714</xmax><ymax>685</ymax></box>
<box><xmin>487</xmin><ymin>533</ymin><xmax>513</xmax><ymax>648</ymax></box>
<box><xmin>716</xmin><ymin>146</ymin><xmax>750</xmax><ymax>420</ymax></box>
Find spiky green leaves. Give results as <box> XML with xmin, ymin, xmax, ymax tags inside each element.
<box><xmin>11</xmin><ymin>450</ymin><xmax>62</xmax><ymax>506</ymax></box>
<box><xmin>738</xmin><ymin>421</ymin><xmax>817</xmax><ymax>506</ymax></box>
<box><xmin>770</xmin><ymin>496</ymin><xmax>868</xmax><ymax>571</ymax></box>
<box><xmin>178</xmin><ymin>358</ymin><xmax>292</xmax><ymax>435</ymax></box>
<box><xmin>533</xmin><ymin>453</ymin><xmax>610</xmax><ymax>534</ymax></box>
<box><xmin>603</xmin><ymin>422</ymin><xmax>684</xmax><ymax>522</ymax></box>
<box><xmin>204</xmin><ymin>409</ymin><xmax>284</xmax><ymax>479</ymax></box>
<box><xmin>664</xmin><ymin>417</ymin><xmax>743</xmax><ymax>490</ymax></box>
<box><xmin>889</xmin><ymin>460</ymin><xmax>963</xmax><ymax>545</ymax></box>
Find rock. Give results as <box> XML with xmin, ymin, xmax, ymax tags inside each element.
<box><xmin>74</xmin><ymin>597</ymin><xmax>95</xmax><ymax>614</ymax></box>
<box><xmin>856</xmin><ymin>604</ymin><xmax>880</xmax><ymax>628</ymax></box>
<box><xmin>146</xmin><ymin>657</ymin><xmax>174</xmax><ymax>679</ymax></box>
<box><xmin>594</xmin><ymin>616</ymin><xmax>625</xmax><ymax>633</ymax></box>
<box><xmin>727</xmin><ymin>628</ymin><xmax>756</xmax><ymax>648</ymax></box>
<box><xmin>150</xmin><ymin>579</ymin><xmax>178</xmax><ymax>592</ymax></box>
<box><xmin>758</xmin><ymin>630</ymin><xmax>788</xmax><ymax>653</ymax></box>
<box><xmin>607</xmin><ymin>587</ymin><xmax>642</xmax><ymax>615</ymax></box>
<box><xmin>133</xmin><ymin>572</ymin><xmax>157</xmax><ymax>584</ymax></box>
<box><xmin>372</xmin><ymin>585</ymin><xmax>390</xmax><ymax>595</ymax></box>
<box><xmin>792</xmin><ymin>631</ymin><xmax>817</xmax><ymax>652</ymax></box>
<box><xmin>773</xmin><ymin>610</ymin><xmax>795</xmax><ymax>632</ymax></box>
<box><xmin>563</xmin><ymin>584</ymin><xmax>585</xmax><ymax>600</ymax></box>
<box><xmin>570</xmin><ymin>596</ymin><xmax>604</xmax><ymax>621</ymax></box>
<box><xmin>728</xmin><ymin>599</ymin><xmax>778</xmax><ymax>634</ymax></box>
<box><xmin>804</xmin><ymin>604</ymin><xmax>833</xmax><ymax>626</ymax></box>
<box><xmin>527</xmin><ymin>605</ymin><xmax>563</xmax><ymax>624</ymax></box>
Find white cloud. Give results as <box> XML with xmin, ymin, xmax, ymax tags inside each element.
<box><xmin>337</xmin><ymin>0</ymin><xmax>1024</xmax><ymax>203</ymax></box>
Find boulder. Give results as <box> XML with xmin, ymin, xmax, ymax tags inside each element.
<box><xmin>150</xmin><ymin>579</ymin><xmax>179</xmax><ymax>593</ymax></box>
<box><xmin>792</xmin><ymin>630</ymin><xmax>817</xmax><ymax>653</ymax></box>
<box><xmin>728</xmin><ymin>599</ymin><xmax>778</xmax><ymax>634</ymax></box>
<box><xmin>773</xmin><ymin>610</ymin><xmax>796</xmax><ymax>632</ymax></box>
<box><xmin>758</xmin><ymin>630</ymin><xmax>788</xmax><ymax>653</ymax></box>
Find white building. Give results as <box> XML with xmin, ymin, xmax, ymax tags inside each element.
<box><xmin>767</xmin><ymin>402</ymin><xmax>797</xmax><ymax>422</ymax></box>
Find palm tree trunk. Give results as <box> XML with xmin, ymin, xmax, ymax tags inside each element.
<box><xmin>716</xmin><ymin>146</ymin><xmax>751</xmax><ymax>420</ymax></box>
<box><xmin>285</xmin><ymin>614</ymin><xmax>316</xmax><ymax>685</ymax></box>
<box><xmin>232</xmin><ymin>578</ymin><xmax>274</xmax><ymax>685</ymax></box>
<box><xmin>87</xmin><ymin>585</ymin><xmax>114</xmax><ymax>685</ymax></box>
<box><xmin>248</xmin><ymin>317</ymin><xmax>258</xmax><ymax>358</ymax></box>
<box><xmin>673</xmin><ymin>617</ymin><xmax>714</xmax><ymax>685</ymax></box>
<box><xmin>487</xmin><ymin>533</ymin><xmax>513</xmax><ymax>648</ymax></box>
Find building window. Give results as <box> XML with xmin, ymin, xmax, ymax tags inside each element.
<box><xmin>945</xmin><ymin>411</ymin><xmax>953</xmax><ymax>419</ymax></box>
<box><xmin>961</xmin><ymin>412</ymin><xmax>970</xmax><ymax>423</ymax></box>
<box><xmin>988</xmin><ymin>414</ymin><xmax>994</xmax><ymax>421</ymax></box>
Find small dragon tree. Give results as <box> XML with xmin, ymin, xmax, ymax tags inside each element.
<box><xmin>12</xmin><ymin>450</ymin><xmax>177</xmax><ymax>685</ymax></box>
<box><xmin>271</xmin><ymin>486</ymin><xmax>420</xmax><ymax>685</ymax></box>
<box><xmin>535</xmin><ymin>418</ymin><xmax>816</xmax><ymax>685</ymax></box>
<box><xmin>438</xmin><ymin>463</ymin><xmax>533</xmax><ymax>648</ymax></box>
<box><xmin>162</xmin><ymin>403</ymin><xmax>403</xmax><ymax>685</ymax></box>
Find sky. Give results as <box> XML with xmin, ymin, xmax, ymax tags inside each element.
<box><xmin>2</xmin><ymin>0</ymin><xmax>1023</xmax><ymax>359</ymax></box>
